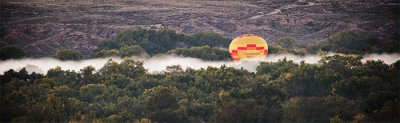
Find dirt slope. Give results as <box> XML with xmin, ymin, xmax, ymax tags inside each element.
<box><xmin>1</xmin><ymin>0</ymin><xmax>399</xmax><ymax>56</ymax></box>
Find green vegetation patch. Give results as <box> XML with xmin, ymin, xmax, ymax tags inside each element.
<box><xmin>1</xmin><ymin>55</ymin><xmax>399</xmax><ymax>122</ymax></box>
<box><xmin>0</xmin><ymin>45</ymin><xmax>25</xmax><ymax>60</ymax></box>
<box><xmin>96</xmin><ymin>29</ymin><xmax>231</xmax><ymax>56</ymax></box>
<box><xmin>54</xmin><ymin>49</ymin><xmax>82</xmax><ymax>61</ymax></box>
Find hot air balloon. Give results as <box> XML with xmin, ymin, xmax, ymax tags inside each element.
<box><xmin>229</xmin><ymin>34</ymin><xmax>268</xmax><ymax>61</ymax></box>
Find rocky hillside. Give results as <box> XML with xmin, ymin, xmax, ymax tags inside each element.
<box><xmin>1</xmin><ymin>0</ymin><xmax>399</xmax><ymax>56</ymax></box>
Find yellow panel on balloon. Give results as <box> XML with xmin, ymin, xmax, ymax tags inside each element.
<box><xmin>229</xmin><ymin>34</ymin><xmax>268</xmax><ymax>61</ymax></box>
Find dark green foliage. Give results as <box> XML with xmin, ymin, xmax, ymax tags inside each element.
<box><xmin>282</xmin><ymin>96</ymin><xmax>358</xmax><ymax>122</ymax></box>
<box><xmin>1</xmin><ymin>56</ymin><xmax>399</xmax><ymax>122</ymax></box>
<box><xmin>0</xmin><ymin>69</ymin><xmax>28</xmax><ymax>84</ymax></box>
<box><xmin>144</xmin><ymin>86</ymin><xmax>188</xmax><ymax>122</ymax></box>
<box><xmin>146</xmin><ymin>87</ymin><xmax>179</xmax><ymax>111</ymax></box>
<box><xmin>319</xmin><ymin>55</ymin><xmax>363</xmax><ymax>78</ymax></box>
<box><xmin>96</xmin><ymin>29</ymin><xmax>231</xmax><ymax>56</ymax></box>
<box><xmin>99</xmin><ymin>58</ymin><xmax>146</xmax><ymax>79</ymax></box>
<box><xmin>366</xmin><ymin>99</ymin><xmax>400</xmax><ymax>122</ymax></box>
<box><xmin>97</xmin><ymin>29</ymin><xmax>186</xmax><ymax>55</ymax></box>
<box><xmin>210</xmin><ymin>99</ymin><xmax>282</xmax><ymax>123</ymax></box>
<box><xmin>306</xmin><ymin>44</ymin><xmax>326</xmax><ymax>54</ymax></box>
<box><xmin>98</xmin><ymin>40</ymin><xmax>120</xmax><ymax>50</ymax></box>
<box><xmin>193</xmin><ymin>65</ymin><xmax>252</xmax><ymax>93</ymax></box>
<box><xmin>166</xmin><ymin>46</ymin><xmax>230</xmax><ymax>61</ymax></box>
<box><xmin>277</xmin><ymin>37</ymin><xmax>296</xmax><ymax>49</ymax></box>
<box><xmin>298</xmin><ymin>31</ymin><xmax>400</xmax><ymax>55</ymax></box>
<box><xmin>120</xmin><ymin>45</ymin><xmax>148</xmax><ymax>58</ymax></box>
<box><xmin>3</xmin><ymin>27</ymin><xmax>400</xmax><ymax>122</ymax></box>
<box><xmin>392</xmin><ymin>60</ymin><xmax>400</xmax><ymax>70</ymax></box>
<box><xmin>256</xmin><ymin>58</ymin><xmax>298</xmax><ymax>79</ymax></box>
<box><xmin>46</xmin><ymin>67</ymin><xmax>84</xmax><ymax>89</ymax></box>
<box><xmin>91</xmin><ymin>49</ymin><xmax>120</xmax><ymax>58</ymax></box>
<box><xmin>327</xmin><ymin>31</ymin><xmax>400</xmax><ymax>54</ymax></box>
<box><xmin>0</xmin><ymin>45</ymin><xmax>25</xmax><ymax>60</ymax></box>
<box><xmin>94</xmin><ymin>29</ymin><xmax>398</xmax><ymax>59</ymax></box>
<box><xmin>54</xmin><ymin>49</ymin><xmax>82</xmax><ymax>61</ymax></box>
<box><xmin>79</xmin><ymin>84</ymin><xmax>106</xmax><ymax>102</ymax></box>
<box><xmin>281</xmin><ymin>62</ymin><xmax>341</xmax><ymax>97</ymax></box>
<box><xmin>329</xmin><ymin>31</ymin><xmax>372</xmax><ymax>53</ymax></box>
<box><xmin>92</xmin><ymin>45</ymin><xmax>148</xmax><ymax>58</ymax></box>
<box><xmin>361</xmin><ymin>91</ymin><xmax>399</xmax><ymax>115</ymax></box>
<box><xmin>267</xmin><ymin>45</ymin><xmax>295</xmax><ymax>54</ymax></box>
<box><xmin>249</xmin><ymin>82</ymin><xmax>288</xmax><ymax>106</ymax></box>
<box><xmin>333</xmin><ymin>76</ymin><xmax>386</xmax><ymax>99</ymax></box>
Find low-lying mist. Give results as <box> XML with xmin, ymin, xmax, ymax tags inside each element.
<box><xmin>1</xmin><ymin>53</ymin><xmax>399</xmax><ymax>75</ymax></box>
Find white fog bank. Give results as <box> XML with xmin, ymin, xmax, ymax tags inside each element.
<box><xmin>0</xmin><ymin>53</ymin><xmax>399</xmax><ymax>75</ymax></box>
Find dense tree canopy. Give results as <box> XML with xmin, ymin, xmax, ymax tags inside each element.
<box><xmin>1</xmin><ymin>55</ymin><xmax>399</xmax><ymax>122</ymax></box>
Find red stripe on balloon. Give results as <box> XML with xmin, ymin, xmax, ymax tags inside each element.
<box><xmin>238</xmin><ymin>47</ymin><xmax>247</xmax><ymax>50</ymax></box>
<box><xmin>232</xmin><ymin>58</ymin><xmax>240</xmax><ymax>61</ymax></box>
<box><xmin>247</xmin><ymin>44</ymin><xmax>256</xmax><ymax>47</ymax></box>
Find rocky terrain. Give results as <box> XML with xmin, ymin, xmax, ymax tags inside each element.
<box><xmin>1</xmin><ymin>0</ymin><xmax>399</xmax><ymax>57</ymax></box>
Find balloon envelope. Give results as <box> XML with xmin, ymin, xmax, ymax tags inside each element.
<box><xmin>229</xmin><ymin>34</ymin><xmax>268</xmax><ymax>61</ymax></box>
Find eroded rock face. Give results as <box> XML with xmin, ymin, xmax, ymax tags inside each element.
<box><xmin>1</xmin><ymin>0</ymin><xmax>398</xmax><ymax>56</ymax></box>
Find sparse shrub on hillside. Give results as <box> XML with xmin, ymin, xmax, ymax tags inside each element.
<box><xmin>54</xmin><ymin>49</ymin><xmax>82</xmax><ymax>60</ymax></box>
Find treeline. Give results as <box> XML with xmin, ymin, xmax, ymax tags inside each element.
<box><xmin>276</xmin><ymin>31</ymin><xmax>400</xmax><ymax>55</ymax></box>
<box><xmin>1</xmin><ymin>29</ymin><xmax>399</xmax><ymax>61</ymax></box>
<box><xmin>1</xmin><ymin>55</ymin><xmax>399</xmax><ymax>122</ymax></box>
<box><xmin>310</xmin><ymin>31</ymin><xmax>400</xmax><ymax>54</ymax></box>
<box><xmin>91</xmin><ymin>29</ymin><xmax>305</xmax><ymax>60</ymax></box>
<box><xmin>95</xmin><ymin>29</ymin><xmax>231</xmax><ymax>56</ymax></box>
<box><xmin>84</xmin><ymin>29</ymin><xmax>400</xmax><ymax>60</ymax></box>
